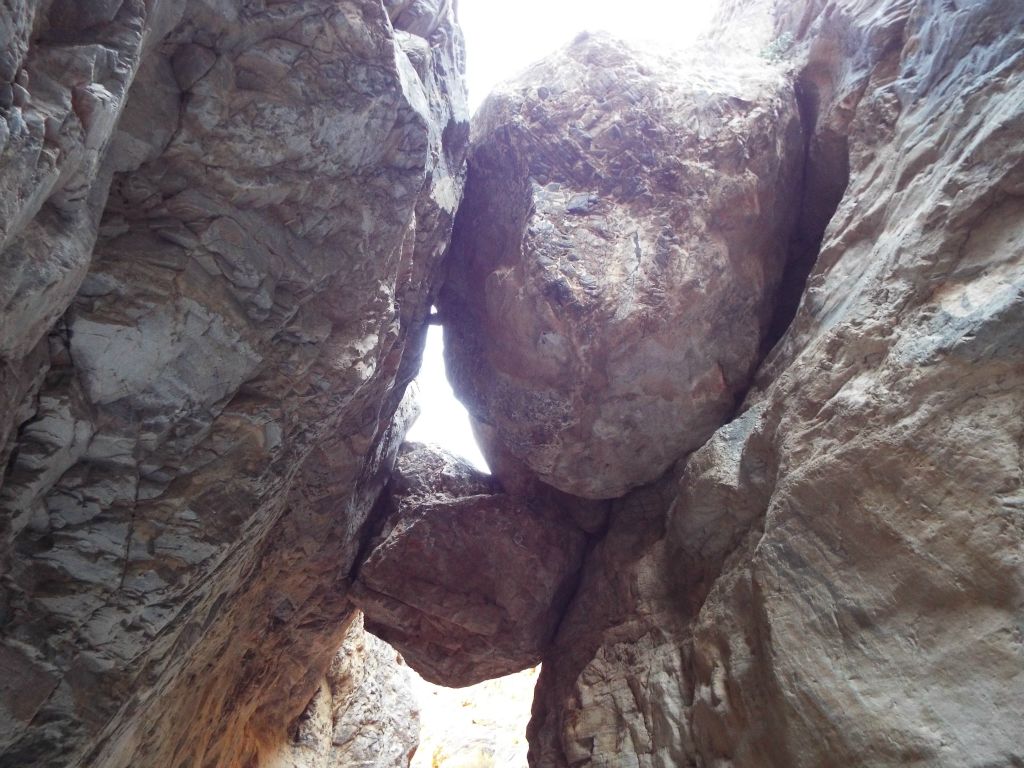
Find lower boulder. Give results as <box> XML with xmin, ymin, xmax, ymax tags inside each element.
<box><xmin>351</xmin><ymin>443</ymin><xmax>587</xmax><ymax>686</ymax></box>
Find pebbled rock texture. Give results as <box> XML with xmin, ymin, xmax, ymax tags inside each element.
<box><xmin>441</xmin><ymin>33</ymin><xmax>804</xmax><ymax>499</ymax></box>
<box><xmin>0</xmin><ymin>1</ymin><xmax>467</xmax><ymax>766</ymax></box>
<box><xmin>267</xmin><ymin>612</ymin><xmax>419</xmax><ymax>768</ymax></box>
<box><xmin>352</xmin><ymin>443</ymin><xmax>588</xmax><ymax>687</ymax></box>
<box><xmin>526</xmin><ymin>0</ymin><xmax>1024</xmax><ymax>765</ymax></box>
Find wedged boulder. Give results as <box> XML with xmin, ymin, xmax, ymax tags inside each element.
<box><xmin>441</xmin><ymin>33</ymin><xmax>803</xmax><ymax>499</ymax></box>
<box><xmin>351</xmin><ymin>443</ymin><xmax>587</xmax><ymax>686</ymax></box>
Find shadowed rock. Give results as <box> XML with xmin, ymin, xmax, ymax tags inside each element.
<box><xmin>0</xmin><ymin>1</ymin><xmax>468</xmax><ymax>765</ymax></box>
<box><xmin>352</xmin><ymin>443</ymin><xmax>587</xmax><ymax>686</ymax></box>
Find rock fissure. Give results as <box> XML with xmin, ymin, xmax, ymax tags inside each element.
<box><xmin>761</xmin><ymin>70</ymin><xmax>851</xmax><ymax>353</ymax></box>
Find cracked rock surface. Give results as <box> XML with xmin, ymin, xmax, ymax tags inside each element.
<box><xmin>0</xmin><ymin>1</ymin><xmax>467</xmax><ymax>766</ymax></box>
<box><xmin>526</xmin><ymin>0</ymin><xmax>1024</xmax><ymax>765</ymax></box>
<box><xmin>267</xmin><ymin>612</ymin><xmax>419</xmax><ymax>768</ymax></box>
<box><xmin>441</xmin><ymin>33</ymin><xmax>804</xmax><ymax>500</ymax></box>
<box><xmin>1</xmin><ymin>0</ymin><xmax>1022</xmax><ymax>766</ymax></box>
<box><xmin>352</xmin><ymin>443</ymin><xmax>588</xmax><ymax>687</ymax></box>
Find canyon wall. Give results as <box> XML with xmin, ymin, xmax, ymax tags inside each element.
<box><xmin>1</xmin><ymin>0</ymin><xmax>1022</xmax><ymax>767</ymax></box>
<box><xmin>0</xmin><ymin>1</ymin><xmax>466</xmax><ymax>766</ymax></box>
<box><xmin>516</xmin><ymin>1</ymin><xmax>1024</xmax><ymax>765</ymax></box>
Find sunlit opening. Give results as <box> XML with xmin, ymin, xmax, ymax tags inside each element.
<box><xmin>410</xmin><ymin>666</ymin><xmax>540</xmax><ymax>768</ymax></box>
<box><xmin>460</xmin><ymin>0</ymin><xmax>721</xmax><ymax>109</ymax></box>
<box><xmin>405</xmin><ymin>322</ymin><xmax>490</xmax><ymax>472</ymax></box>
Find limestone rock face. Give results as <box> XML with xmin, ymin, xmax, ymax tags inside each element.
<box><xmin>527</xmin><ymin>0</ymin><xmax>1024</xmax><ymax>765</ymax></box>
<box><xmin>0</xmin><ymin>1</ymin><xmax>467</xmax><ymax>766</ymax></box>
<box><xmin>268</xmin><ymin>613</ymin><xmax>419</xmax><ymax>768</ymax></box>
<box><xmin>441</xmin><ymin>34</ymin><xmax>804</xmax><ymax>499</ymax></box>
<box><xmin>352</xmin><ymin>443</ymin><xmax>588</xmax><ymax>686</ymax></box>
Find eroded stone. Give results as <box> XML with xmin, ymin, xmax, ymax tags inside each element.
<box><xmin>352</xmin><ymin>443</ymin><xmax>587</xmax><ymax>686</ymax></box>
<box><xmin>441</xmin><ymin>33</ymin><xmax>803</xmax><ymax>499</ymax></box>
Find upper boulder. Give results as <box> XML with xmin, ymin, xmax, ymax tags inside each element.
<box><xmin>441</xmin><ymin>34</ymin><xmax>803</xmax><ymax>499</ymax></box>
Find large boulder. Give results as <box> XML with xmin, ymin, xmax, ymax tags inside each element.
<box><xmin>351</xmin><ymin>443</ymin><xmax>587</xmax><ymax>686</ymax></box>
<box><xmin>441</xmin><ymin>33</ymin><xmax>803</xmax><ymax>499</ymax></box>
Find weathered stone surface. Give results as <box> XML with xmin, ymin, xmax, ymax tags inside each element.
<box><xmin>0</xmin><ymin>0</ymin><xmax>182</xmax><ymax>503</ymax></box>
<box><xmin>352</xmin><ymin>443</ymin><xmax>588</xmax><ymax>686</ymax></box>
<box><xmin>527</xmin><ymin>0</ymin><xmax>1024</xmax><ymax>765</ymax></box>
<box><xmin>441</xmin><ymin>33</ymin><xmax>804</xmax><ymax>499</ymax></box>
<box><xmin>268</xmin><ymin>612</ymin><xmax>419</xmax><ymax>768</ymax></box>
<box><xmin>2</xmin><ymin>0</ymin><xmax>1022</xmax><ymax>765</ymax></box>
<box><xmin>0</xmin><ymin>1</ymin><xmax>467</xmax><ymax>766</ymax></box>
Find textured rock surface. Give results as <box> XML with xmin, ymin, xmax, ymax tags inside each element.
<box><xmin>268</xmin><ymin>612</ymin><xmax>419</xmax><ymax>768</ymax></box>
<box><xmin>0</xmin><ymin>1</ymin><xmax>467</xmax><ymax>766</ymax></box>
<box><xmin>441</xmin><ymin>33</ymin><xmax>804</xmax><ymax>499</ymax></box>
<box><xmin>2</xmin><ymin>0</ymin><xmax>1022</xmax><ymax>766</ymax></box>
<box><xmin>527</xmin><ymin>0</ymin><xmax>1024</xmax><ymax>765</ymax></box>
<box><xmin>0</xmin><ymin>0</ymin><xmax>182</xmax><ymax>540</ymax></box>
<box><xmin>352</xmin><ymin>443</ymin><xmax>587</xmax><ymax>686</ymax></box>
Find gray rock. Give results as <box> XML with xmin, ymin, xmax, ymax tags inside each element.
<box><xmin>0</xmin><ymin>1</ymin><xmax>468</xmax><ymax>766</ymax></box>
<box><xmin>528</xmin><ymin>0</ymin><xmax>1024</xmax><ymax>765</ymax></box>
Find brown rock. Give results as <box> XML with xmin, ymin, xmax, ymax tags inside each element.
<box><xmin>267</xmin><ymin>612</ymin><xmax>419</xmax><ymax>768</ymax></box>
<box><xmin>441</xmin><ymin>33</ymin><xmax>804</xmax><ymax>499</ymax></box>
<box><xmin>528</xmin><ymin>0</ymin><xmax>1024</xmax><ymax>765</ymax></box>
<box><xmin>352</xmin><ymin>443</ymin><xmax>587</xmax><ymax>686</ymax></box>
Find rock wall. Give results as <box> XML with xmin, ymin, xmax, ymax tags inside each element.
<box><xmin>521</xmin><ymin>0</ymin><xmax>1024</xmax><ymax>765</ymax></box>
<box><xmin>1</xmin><ymin>0</ymin><xmax>1021</xmax><ymax>766</ymax></box>
<box><xmin>267</xmin><ymin>612</ymin><xmax>419</xmax><ymax>768</ymax></box>
<box><xmin>0</xmin><ymin>1</ymin><xmax>467</xmax><ymax>766</ymax></box>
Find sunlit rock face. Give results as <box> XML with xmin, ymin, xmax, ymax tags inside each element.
<box><xmin>352</xmin><ymin>443</ymin><xmax>587</xmax><ymax>686</ymax></box>
<box><xmin>267</xmin><ymin>612</ymin><xmax>419</xmax><ymax>768</ymax></box>
<box><xmin>0</xmin><ymin>1</ymin><xmax>467</xmax><ymax>766</ymax></box>
<box><xmin>527</xmin><ymin>0</ymin><xmax>1024</xmax><ymax>765</ymax></box>
<box><xmin>441</xmin><ymin>33</ymin><xmax>803</xmax><ymax>499</ymax></box>
<box><xmin>411</xmin><ymin>665</ymin><xmax>539</xmax><ymax>768</ymax></box>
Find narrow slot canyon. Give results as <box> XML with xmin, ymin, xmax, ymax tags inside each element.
<box><xmin>1</xmin><ymin>1</ymin><xmax>1022</xmax><ymax>767</ymax></box>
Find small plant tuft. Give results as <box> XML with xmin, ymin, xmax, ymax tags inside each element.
<box><xmin>760</xmin><ymin>32</ymin><xmax>795</xmax><ymax>63</ymax></box>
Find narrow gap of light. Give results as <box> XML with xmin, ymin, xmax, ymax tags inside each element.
<box><xmin>405</xmin><ymin>321</ymin><xmax>490</xmax><ymax>473</ymax></box>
